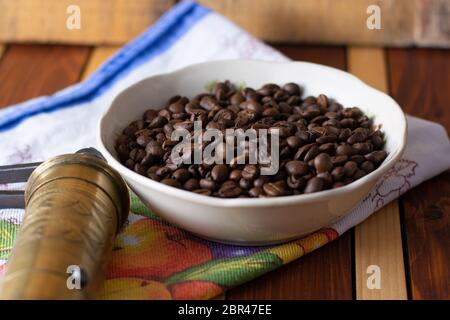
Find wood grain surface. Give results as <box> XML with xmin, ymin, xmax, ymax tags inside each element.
<box><xmin>81</xmin><ymin>46</ymin><xmax>120</xmax><ymax>80</ymax></box>
<box><xmin>388</xmin><ymin>48</ymin><xmax>450</xmax><ymax>129</ymax></box>
<box><xmin>348</xmin><ymin>47</ymin><xmax>407</xmax><ymax>300</ymax></box>
<box><xmin>1</xmin><ymin>1</ymin><xmax>449</xmax><ymax>47</ymax></box>
<box><xmin>0</xmin><ymin>0</ymin><xmax>174</xmax><ymax>45</ymax></box>
<box><xmin>227</xmin><ymin>45</ymin><xmax>353</xmax><ymax>300</ymax></box>
<box><xmin>200</xmin><ymin>0</ymin><xmax>416</xmax><ymax>45</ymax></box>
<box><xmin>388</xmin><ymin>48</ymin><xmax>450</xmax><ymax>300</ymax></box>
<box><xmin>0</xmin><ymin>45</ymin><xmax>90</xmax><ymax>109</ymax></box>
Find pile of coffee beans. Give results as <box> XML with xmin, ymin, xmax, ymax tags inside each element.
<box><xmin>115</xmin><ymin>81</ymin><xmax>388</xmax><ymax>198</ymax></box>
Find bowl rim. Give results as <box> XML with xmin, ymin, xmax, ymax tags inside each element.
<box><xmin>97</xmin><ymin>59</ymin><xmax>407</xmax><ymax>208</ymax></box>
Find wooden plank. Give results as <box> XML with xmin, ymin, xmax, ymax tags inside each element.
<box><xmin>1</xmin><ymin>0</ymin><xmax>449</xmax><ymax>47</ymax></box>
<box><xmin>354</xmin><ymin>202</ymin><xmax>407</xmax><ymax>299</ymax></box>
<box><xmin>227</xmin><ymin>45</ymin><xmax>353</xmax><ymax>300</ymax></box>
<box><xmin>388</xmin><ymin>48</ymin><xmax>450</xmax><ymax>299</ymax></box>
<box><xmin>81</xmin><ymin>46</ymin><xmax>120</xmax><ymax>80</ymax></box>
<box><xmin>227</xmin><ymin>232</ymin><xmax>353</xmax><ymax>299</ymax></box>
<box><xmin>199</xmin><ymin>0</ymin><xmax>418</xmax><ymax>46</ymax></box>
<box><xmin>0</xmin><ymin>45</ymin><xmax>91</xmax><ymax>109</ymax></box>
<box><xmin>388</xmin><ymin>48</ymin><xmax>450</xmax><ymax>129</ymax></box>
<box><xmin>401</xmin><ymin>172</ymin><xmax>450</xmax><ymax>300</ymax></box>
<box><xmin>0</xmin><ymin>0</ymin><xmax>175</xmax><ymax>45</ymax></box>
<box><xmin>348</xmin><ymin>47</ymin><xmax>407</xmax><ymax>300</ymax></box>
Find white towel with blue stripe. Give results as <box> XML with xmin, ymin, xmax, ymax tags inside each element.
<box><xmin>0</xmin><ymin>0</ymin><xmax>449</xmax><ymax>238</ymax></box>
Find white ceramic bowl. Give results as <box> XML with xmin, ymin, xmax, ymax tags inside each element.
<box><xmin>98</xmin><ymin>60</ymin><xmax>406</xmax><ymax>245</ymax></box>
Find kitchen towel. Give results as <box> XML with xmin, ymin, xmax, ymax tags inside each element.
<box><xmin>0</xmin><ymin>0</ymin><xmax>449</xmax><ymax>299</ymax></box>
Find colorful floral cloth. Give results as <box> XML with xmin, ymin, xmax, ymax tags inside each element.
<box><xmin>95</xmin><ymin>193</ymin><xmax>337</xmax><ymax>299</ymax></box>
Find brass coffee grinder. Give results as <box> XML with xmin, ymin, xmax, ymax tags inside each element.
<box><xmin>0</xmin><ymin>148</ymin><xmax>130</xmax><ymax>299</ymax></box>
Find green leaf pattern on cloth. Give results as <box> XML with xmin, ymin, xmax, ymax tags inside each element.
<box><xmin>0</xmin><ymin>193</ymin><xmax>338</xmax><ymax>299</ymax></box>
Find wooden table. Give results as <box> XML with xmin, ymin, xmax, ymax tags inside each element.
<box><xmin>0</xmin><ymin>43</ymin><xmax>448</xmax><ymax>300</ymax></box>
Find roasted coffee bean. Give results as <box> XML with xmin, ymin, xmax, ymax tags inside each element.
<box><xmin>340</xmin><ymin>118</ymin><xmax>356</xmax><ymax>129</ymax></box>
<box><xmin>244</xmin><ymin>101</ymin><xmax>264</xmax><ymax>114</ymax></box>
<box><xmin>296</xmin><ymin>130</ymin><xmax>310</xmax><ymax>143</ymax></box>
<box><xmin>365</xmin><ymin>150</ymin><xmax>388</xmax><ymax>163</ymax></box>
<box><xmin>263</xmin><ymin>107</ymin><xmax>280</xmax><ymax>118</ymax></box>
<box><xmin>156</xmin><ymin>165</ymin><xmax>172</xmax><ymax>177</ymax></box>
<box><xmin>304</xmin><ymin>144</ymin><xmax>320</xmax><ymax>162</ymax></box>
<box><xmin>229</xmin><ymin>169</ymin><xmax>242</xmax><ymax>181</ymax></box>
<box><xmin>183</xmin><ymin>178</ymin><xmax>200</xmax><ymax>191</ymax></box>
<box><xmin>211</xmin><ymin>164</ymin><xmax>229</xmax><ymax>182</ymax></box>
<box><xmin>172</xmin><ymin>168</ymin><xmax>190</xmax><ymax>182</ymax></box>
<box><xmin>332</xmin><ymin>182</ymin><xmax>345</xmax><ymax>189</ymax></box>
<box><xmin>331</xmin><ymin>166</ymin><xmax>345</xmax><ymax>181</ymax></box>
<box><xmin>331</xmin><ymin>155</ymin><xmax>348</xmax><ymax>165</ymax></box>
<box><xmin>311</xmin><ymin>115</ymin><xmax>328</xmax><ymax>125</ymax></box>
<box><xmin>253</xmin><ymin>176</ymin><xmax>270</xmax><ymax>188</ymax></box>
<box><xmin>241</xmin><ymin>164</ymin><xmax>259</xmax><ymax>181</ymax></box>
<box><xmin>319</xmin><ymin>142</ymin><xmax>336</xmax><ymax>154</ymax></box>
<box><xmin>160</xmin><ymin>178</ymin><xmax>181</xmax><ymax>188</ymax></box>
<box><xmin>239</xmin><ymin>178</ymin><xmax>252</xmax><ymax>190</ymax></box>
<box><xmin>282</xmin><ymin>82</ymin><xmax>301</xmax><ymax>96</ymax></box>
<box><xmin>193</xmin><ymin>189</ymin><xmax>212</xmax><ymax>196</ymax></box>
<box><xmin>343</xmin><ymin>161</ymin><xmax>358</xmax><ymax>177</ymax></box>
<box><xmin>129</xmin><ymin>148</ymin><xmax>146</xmax><ymax>163</ymax></box>
<box><xmin>147</xmin><ymin>172</ymin><xmax>160</xmax><ymax>181</ymax></box>
<box><xmin>360</xmin><ymin>160</ymin><xmax>375</xmax><ymax>173</ymax></box>
<box><xmin>124</xmin><ymin>158</ymin><xmax>135</xmax><ymax>169</ymax></box>
<box><xmin>146</xmin><ymin>141</ymin><xmax>165</xmax><ymax>160</ymax></box>
<box><xmin>285</xmin><ymin>160</ymin><xmax>309</xmax><ymax>177</ymax></box>
<box><xmin>143</xmin><ymin>109</ymin><xmax>158</xmax><ymax>121</ymax></box>
<box><xmin>135</xmin><ymin>134</ymin><xmax>152</xmax><ymax>147</ymax></box>
<box><xmin>248</xmin><ymin>187</ymin><xmax>263</xmax><ymax>197</ymax></box>
<box><xmin>230</xmin><ymin>92</ymin><xmax>245</xmax><ymax>105</ymax></box>
<box><xmin>316</xmin><ymin>135</ymin><xmax>337</xmax><ymax>144</ymax></box>
<box><xmin>304</xmin><ymin>177</ymin><xmax>324</xmax><ymax>193</ymax></box>
<box><xmin>218</xmin><ymin>181</ymin><xmax>242</xmax><ymax>198</ymax></box>
<box><xmin>200</xmin><ymin>95</ymin><xmax>219</xmax><ymax>111</ymax></box>
<box><xmin>338</xmin><ymin>128</ymin><xmax>351</xmax><ymax>141</ymax></box>
<box><xmin>317</xmin><ymin>172</ymin><xmax>333</xmax><ymax>187</ymax></box>
<box><xmin>287</xmin><ymin>175</ymin><xmax>306</xmax><ymax>189</ymax></box>
<box><xmin>353</xmin><ymin>142</ymin><xmax>372</xmax><ymax>154</ymax></box>
<box><xmin>117</xmin><ymin>81</ymin><xmax>388</xmax><ymax>198</ymax></box>
<box><xmin>149</xmin><ymin>116</ymin><xmax>168</xmax><ymax>129</ymax></box>
<box><xmin>371</xmin><ymin>134</ymin><xmax>384</xmax><ymax>148</ymax></box>
<box><xmin>294</xmin><ymin>143</ymin><xmax>313</xmax><ymax>161</ymax></box>
<box><xmin>286</xmin><ymin>135</ymin><xmax>302</xmax><ymax>149</ymax></box>
<box><xmin>325</xmin><ymin>111</ymin><xmax>341</xmax><ymax>120</ymax></box>
<box><xmin>173</xmin><ymin>120</ymin><xmax>194</xmax><ymax>131</ymax></box>
<box><xmin>263</xmin><ymin>181</ymin><xmax>286</xmax><ymax>197</ymax></box>
<box><xmin>317</xmin><ymin>94</ymin><xmax>329</xmax><ymax>108</ymax></box>
<box><xmin>354</xmin><ymin>169</ymin><xmax>366</xmax><ymax>179</ymax></box>
<box><xmin>168</xmin><ymin>101</ymin><xmax>185</xmax><ymax>113</ymax></box>
<box><xmin>200</xmin><ymin>178</ymin><xmax>217</xmax><ymax>190</ymax></box>
<box><xmin>347</xmin><ymin>131</ymin><xmax>366</xmax><ymax>144</ymax></box>
<box><xmin>336</xmin><ymin>144</ymin><xmax>355</xmax><ymax>156</ymax></box>
<box><xmin>314</xmin><ymin>153</ymin><xmax>333</xmax><ymax>173</ymax></box>
<box><xmin>343</xmin><ymin>107</ymin><xmax>363</xmax><ymax>119</ymax></box>
<box><xmin>350</xmin><ymin>154</ymin><xmax>365</xmax><ymax>164</ymax></box>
